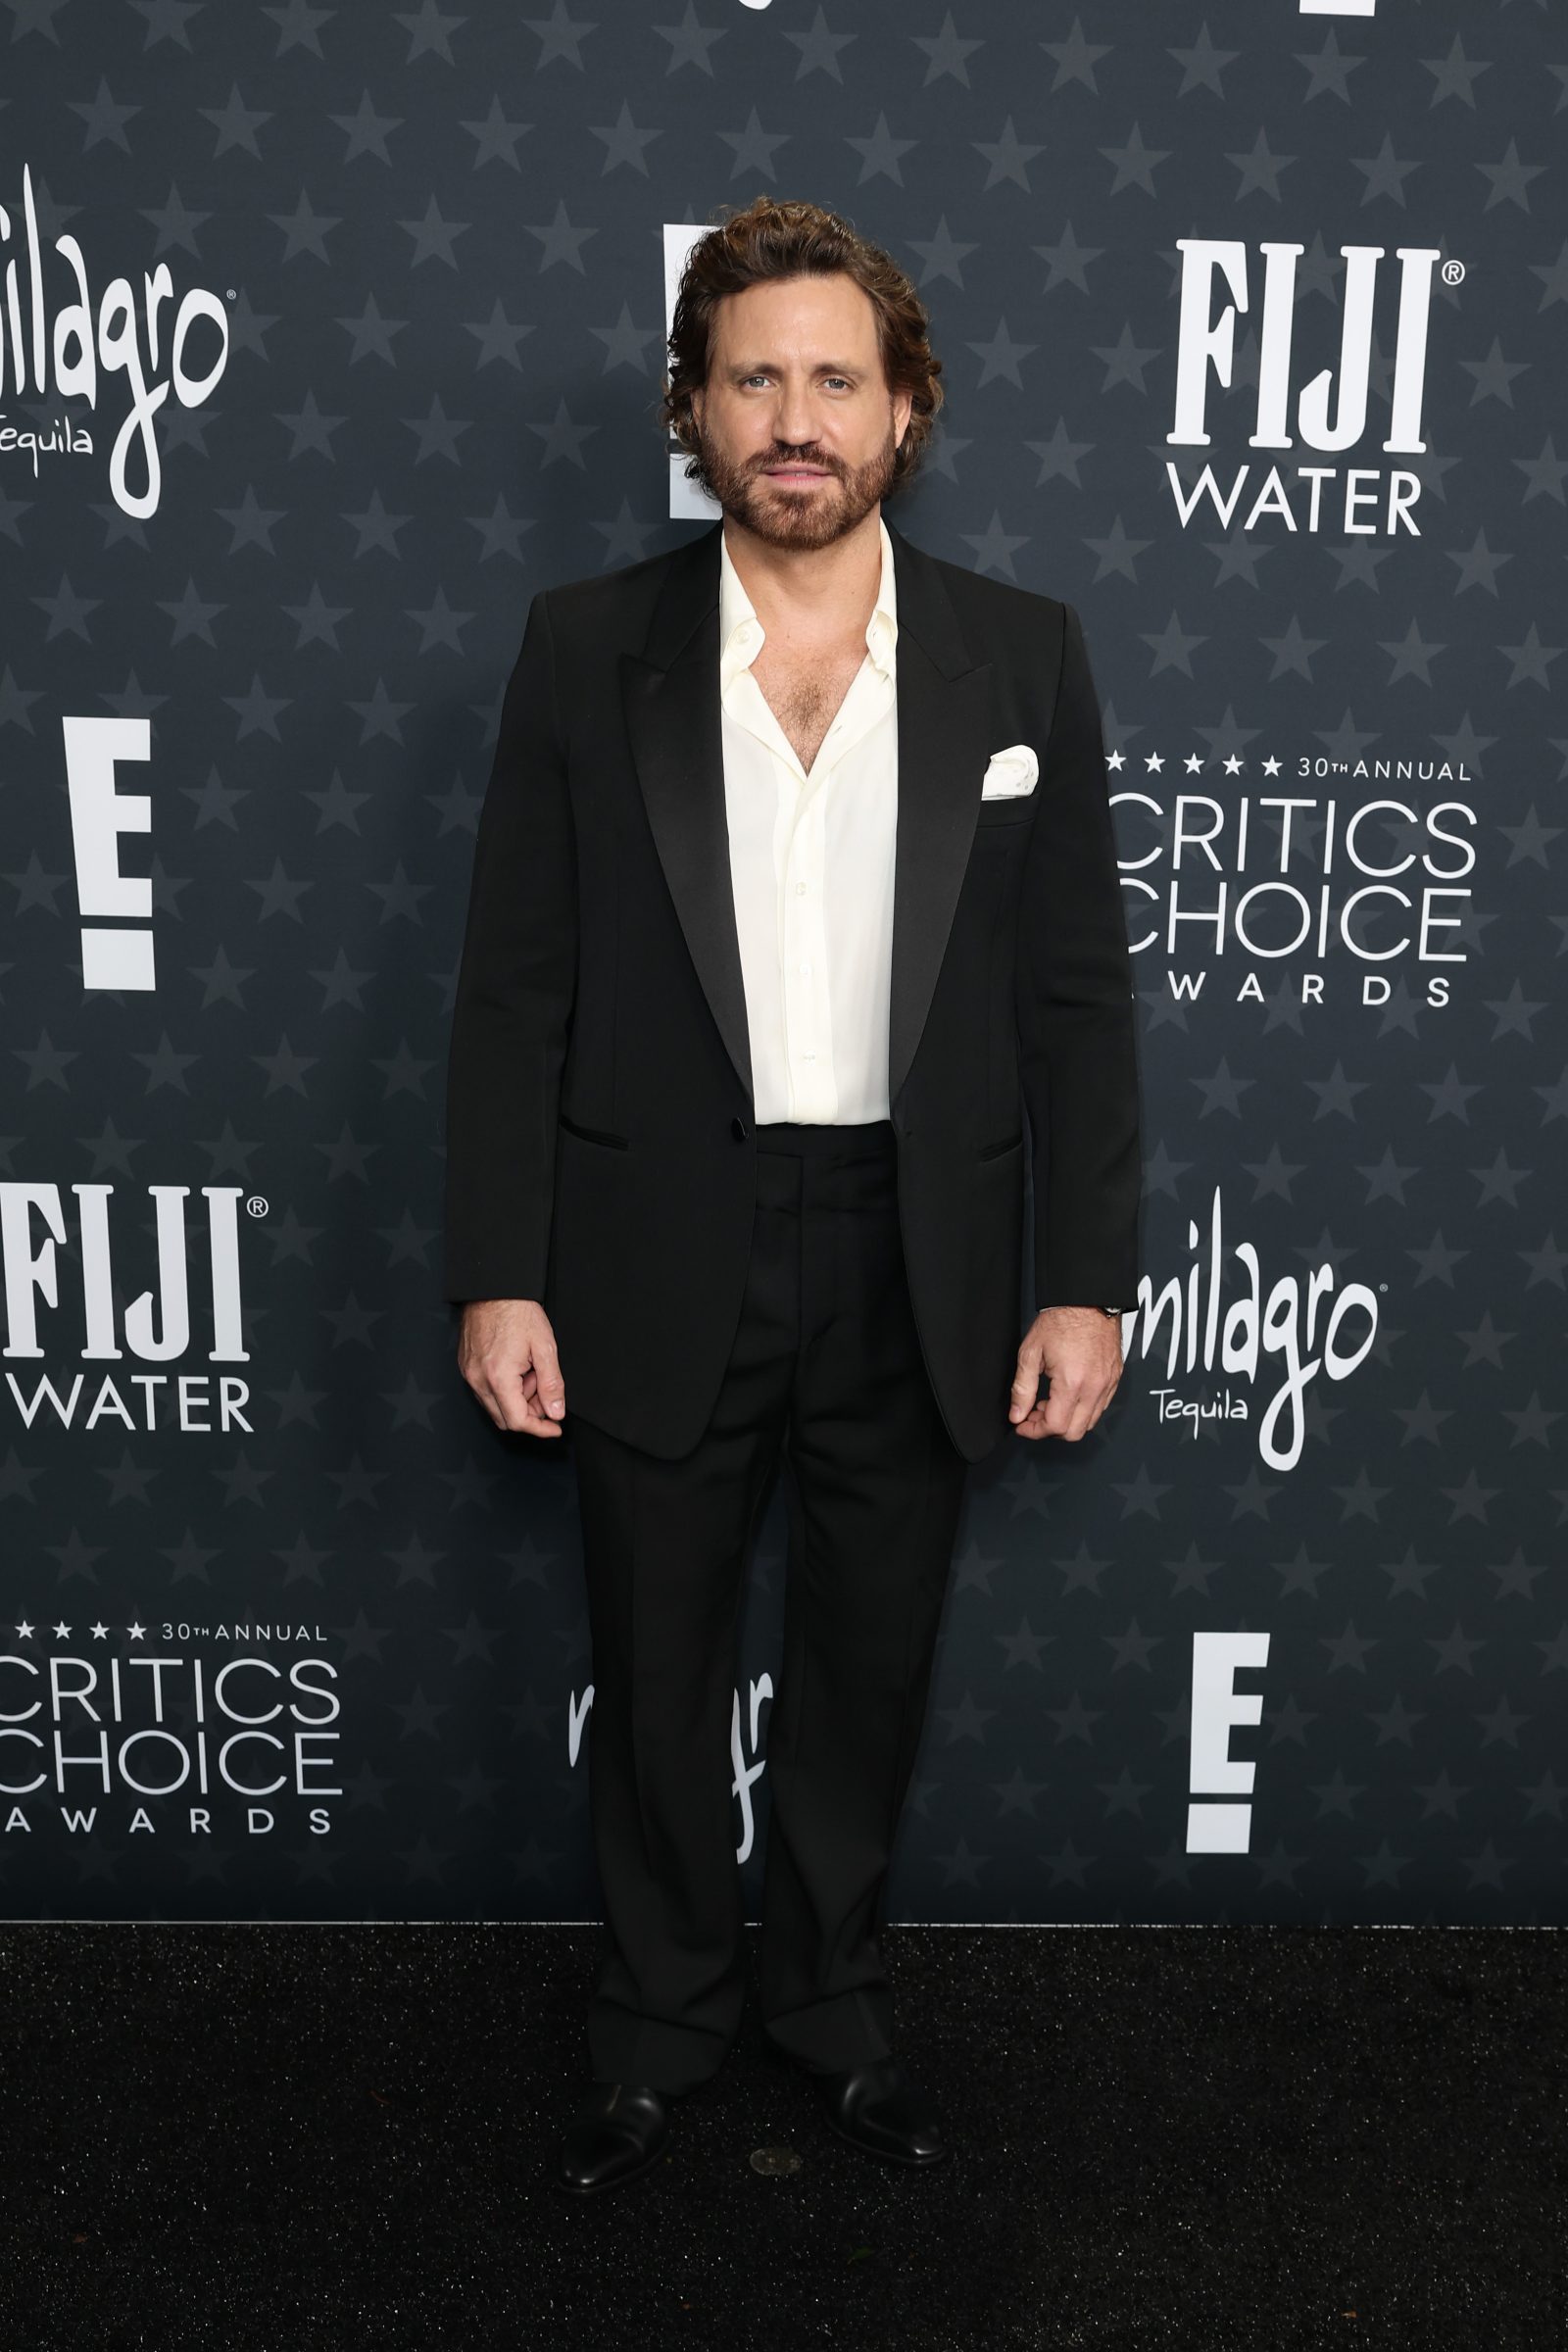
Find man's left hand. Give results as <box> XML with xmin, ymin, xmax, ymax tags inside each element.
<box><xmin>1008</xmin><ymin>1305</ymin><xmax>1124</xmax><ymax>1443</ymax></box>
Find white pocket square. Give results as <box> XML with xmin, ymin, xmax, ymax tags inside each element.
<box><xmin>980</xmin><ymin>743</ymin><xmax>1039</xmax><ymax>799</ymax></box>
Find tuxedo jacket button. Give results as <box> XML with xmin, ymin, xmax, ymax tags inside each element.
<box><xmin>731</xmin><ymin>1116</ymin><xmax>747</xmax><ymax>1141</ymax></box>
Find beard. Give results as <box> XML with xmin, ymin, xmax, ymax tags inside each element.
<box><xmin>690</xmin><ymin>418</ymin><xmax>899</xmax><ymax>550</ymax></box>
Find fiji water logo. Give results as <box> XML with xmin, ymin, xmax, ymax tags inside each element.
<box><xmin>1128</xmin><ymin>1186</ymin><xmax>1379</xmax><ymax>1471</ymax></box>
<box><xmin>0</xmin><ymin>161</ymin><xmax>228</xmax><ymax>518</ymax></box>
<box><xmin>2</xmin><ymin>1183</ymin><xmax>258</xmax><ymax>1436</ymax></box>
<box><xmin>1166</xmin><ymin>239</ymin><xmax>1453</xmax><ymax>538</ymax></box>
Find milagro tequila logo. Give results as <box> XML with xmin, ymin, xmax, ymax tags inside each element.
<box><xmin>1127</xmin><ymin>1185</ymin><xmax>1379</xmax><ymax>1470</ymax></box>
<box><xmin>1167</xmin><ymin>240</ymin><xmax>1450</xmax><ymax>538</ymax></box>
<box><xmin>1</xmin><ymin>1182</ymin><xmax>257</xmax><ymax>1434</ymax></box>
<box><xmin>571</xmin><ymin>1675</ymin><xmax>775</xmax><ymax>1863</ymax></box>
<box><xmin>0</xmin><ymin>160</ymin><xmax>229</xmax><ymax>517</ymax></box>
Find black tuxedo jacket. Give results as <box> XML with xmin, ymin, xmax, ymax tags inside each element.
<box><xmin>442</xmin><ymin>515</ymin><xmax>1142</xmax><ymax>1463</ymax></box>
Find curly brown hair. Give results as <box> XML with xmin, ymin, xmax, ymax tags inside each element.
<box><xmin>660</xmin><ymin>195</ymin><xmax>944</xmax><ymax>499</ymax></box>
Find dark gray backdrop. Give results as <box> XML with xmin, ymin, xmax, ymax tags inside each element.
<box><xmin>2</xmin><ymin>0</ymin><xmax>1562</xmax><ymax>1924</ymax></box>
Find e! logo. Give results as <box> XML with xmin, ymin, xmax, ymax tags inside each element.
<box><xmin>63</xmin><ymin>715</ymin><xmax>155</xmax><ymax>992</ymax></box>
<box><xmin>1187</xmin><ymin>1631</ymin><xmax>1270</xmax><ymax>1852</ymax></box>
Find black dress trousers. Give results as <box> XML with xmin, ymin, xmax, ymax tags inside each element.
<box><xmin>567</xmin><ymin>1117</ymin><xmax>973</xmax><ymax>2095</ymax></box>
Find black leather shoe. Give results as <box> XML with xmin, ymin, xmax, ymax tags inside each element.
<box><xmin>808</xmin><ymin>2055</ymin><xmax>949</xmax><ymax>2167</ymax></box>
<box><xmin>557</xmin><ymin>2080</ymin><xmax>671</xmax><ymax>2195</ymax></box>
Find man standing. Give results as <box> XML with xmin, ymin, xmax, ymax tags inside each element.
<box><xmin>443</xmin><ymin>196</ymin><xmax>1141</xmax><ymax>2195</ymax></box>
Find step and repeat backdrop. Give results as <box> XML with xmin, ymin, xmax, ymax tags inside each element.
<box><xmin>2</xmin><ymin>2</ymin><xmax>1561</xmax><ymax>1924</ymax></box>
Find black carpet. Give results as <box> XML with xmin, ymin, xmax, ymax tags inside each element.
<box><xmin>1</xmin><ymin>1924</ymin><xmax>1562</xmax><ymax>2350</ymax></box>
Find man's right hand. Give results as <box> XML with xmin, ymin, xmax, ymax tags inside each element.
<box><xmin>458</xmin><ymin>1298</ymin><xmax>566</xmax><ymax>1439</ymax></box>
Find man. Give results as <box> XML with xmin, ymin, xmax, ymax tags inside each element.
<box><xmin>442</xmin><ymin>195</ymin><xmax>1141</xmax><ymax>2196</ymax></box>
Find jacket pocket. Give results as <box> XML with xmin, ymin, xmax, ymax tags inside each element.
<box><xmin>977</xmin><ymin>1131</ymin><xmax>1023</xmax><ymax>1162</ymax></box>
<box><xmin>559</xmin><ymin>1111</ymin><xmax>629</xmax><ymax>1152</ymax></box>
<box><xmin>974</xmin><ymin>796</ymin><xmax>1037</xmax><ymax>830</ymax></box>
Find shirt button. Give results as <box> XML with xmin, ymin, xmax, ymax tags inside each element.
<box><xmin>799</xmin><ymin>961</ymin><xmax>811</xmax><ymax>975</ymax></box>
<box><xmin>794</xmin><ymin>882</ymin><xmax>807</xmax><ymax>896</ymax></box>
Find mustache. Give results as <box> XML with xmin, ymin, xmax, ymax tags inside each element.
<box><xmin>755</xmin><ymin>453</ymin><xmax>840</xmax><ymax>472</ymax></box>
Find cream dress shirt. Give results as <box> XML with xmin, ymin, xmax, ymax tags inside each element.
<box><xmin>717</xmin><ymin>515</ymin><xmax>899</xmax><ymax>1127</ymax></box>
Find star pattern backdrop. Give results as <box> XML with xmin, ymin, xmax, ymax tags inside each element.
<box><xmin>1</xmin><ymin>0</ymin><xmax>1563</xmax><ymax>1924</ymax></box>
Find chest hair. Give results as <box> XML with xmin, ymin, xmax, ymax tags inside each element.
<box><xmin>753</xmin><ymin>641</ymin><xmax>870</xmax><ymax>778</ymax></box>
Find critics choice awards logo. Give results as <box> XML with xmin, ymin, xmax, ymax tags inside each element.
<box><xmin>0</xmin><ymin>1620</ymin><xmax>341</xmax><ymax>1840</ymax></box>
<box><xmin>1115</xmin><ymin>772</ymin><xmax>1477</xmax><ymax>1006</ymax></box>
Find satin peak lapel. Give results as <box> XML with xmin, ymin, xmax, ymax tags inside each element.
<box><xmin>620</xmin><ymin>524</ymin><xmax>755</xmax><ymax>1104</ymax></box>
<box><xmin>885</xmin><ymin>521</ymin><xmax>992</xmax><ymax>1112</ymax></box>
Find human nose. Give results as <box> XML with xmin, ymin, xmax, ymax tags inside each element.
<box><xmin>770</xmin><ymin>378</ymin><xmax>826</xmax><ymax>450</ymax></box>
